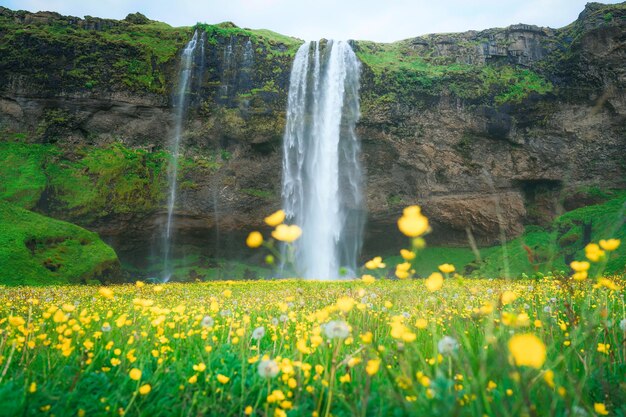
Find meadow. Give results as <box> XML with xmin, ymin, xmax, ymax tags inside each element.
<box><xmin>2</xmin><ymin>275</ymin><xmax>625</xmax><ymax>416</ymax></box>
<box><xmin>2</xmin><ymin>206</ymin><xmax>625</xmax><ymax>417</ymax></box>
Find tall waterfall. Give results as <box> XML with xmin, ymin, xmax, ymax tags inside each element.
<box><xmin>282</xmin><ymin>40</ymin><xmax>364</xmax><ymax>279</ymax></box>
<box><xmin>162</xmin><ymin>30</ymin><xmax>204</xmax><ymax>281</ymax></box>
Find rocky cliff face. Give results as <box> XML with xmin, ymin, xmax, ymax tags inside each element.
<box><xmin>0</xmin><ymin>3</ymin><xmax>625</xmax><ymax>268</ymax></box>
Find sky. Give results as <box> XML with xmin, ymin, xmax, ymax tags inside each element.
<box><xmin>1</xmin><ymin>0</ymin><xmax>623</xmax><ymax>42</ymax></box>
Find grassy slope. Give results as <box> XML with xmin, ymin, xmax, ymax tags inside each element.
<box><xmin>396</xmin><ymin>192</ymin><xmax>626</xmax><ymax>278</ymax></box>
<box><xmin>0</xmin><ymin>201</ymin><xmax>119</xmax><ymax>285</ymax></box>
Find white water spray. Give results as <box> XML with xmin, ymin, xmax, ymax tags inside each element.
<box><xmin>282</xmin><ymin>40</ymin><xmax>364</xmax><ymax>279</ymax></box>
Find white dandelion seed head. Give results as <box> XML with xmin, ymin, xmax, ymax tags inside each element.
<box><xmin>437</xmin><ymin>336</ymin><xmax>459</xmax><ymax>355</ymax></box>
<box><xmin>251</xmin><ymin>326</ymin><xmax>265</xmax><ymax>340</ymax></box>
<box><xmin>324</xmin><ymin>320</ymin><xmax>350</xmax><ymax>340</ymax></box>
<box><xmin>257</xmin><ymin>359</ymin><xmax>279</xmax><ymax>379</ymax></box>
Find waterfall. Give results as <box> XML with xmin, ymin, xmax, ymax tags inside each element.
<box><xmin>282</xmin><ymin>40</ymin><xmax>364</xmax><ymax>279</ymax></box>
<box><xmin>162</xmin><ymin>30</ymin><xmax>204</xmax><ymax>281</ymax></box>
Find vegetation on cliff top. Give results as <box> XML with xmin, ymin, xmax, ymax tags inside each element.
<box><xmin>0</xmin><ymin>200</ymin><xmax>119</xmax><ymax>285</ymax></box>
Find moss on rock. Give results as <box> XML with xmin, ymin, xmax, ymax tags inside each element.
<box><xmin>0</xmin><ymin>200</ymin><xmax>121</xmax><ymax>285</ymax></box>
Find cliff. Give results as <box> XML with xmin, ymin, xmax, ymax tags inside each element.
<box><xmin>0</xmin><ymin>3</ymin><xmax>624</xmax><ymax>273</ymax></box>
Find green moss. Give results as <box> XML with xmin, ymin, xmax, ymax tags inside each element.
<box><xmin>356</xmin><ymin>38</ymin><xmax>553</xmax><ymax>108</ymax></box>
<box><xmin>0</xmin><ymin>136</ymin><xmax>169</xmax><ymax>220</ymax></box>
<box><xmin>0</xmin><ymin>141</ymin><xmax>53</xmax><ymax>209</ymax></box>
<box><xmin>45</xmin><ymin>143</ymin><xmax>168</xmax><ymax>220</ymax></box>
<box><xmin>0</xmin><ymin>200</ymin><xmax>120</xmax><ymax>285</ymax></box>
<box><xmin>240</xmin><ymin>188</ymin><xmax>274</xmax><ymax>199</ymax></box>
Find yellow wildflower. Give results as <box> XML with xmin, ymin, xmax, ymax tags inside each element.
<box><xmin>139</xmin><ymin>384</ymin><xmax>151</xmax><ymax>395</ymax></box>
<box><xmin>246</xmin><ymin>231</ymin><xmax>263</xmax><ymax>248</ymax></box>
<box><xmin>594</xmin><ymin>403</ymin><xmax>609</xmax><ymax>416</ymax></box>
<box><xmin>400</xmin><ymin>249</ymin><xmax>415</xmax><ymax>260</ymax></box>
<box><xmin>129</xmin><ymin>368</ymin><xmax>142</xmax><ymax>381</ymax></box>
<box><xmin>599</xmin><ymin>238</ymin><xmax>620</xmax><ymax>251</ymax></box>
<box><xmin>217</xmin><ymin>374</ymin><xmax>230</xmax><ymax>384</ymax></box>
<box><xmin>397</xmin><ymin>205</ymin><xmax>429</xmax><ymax>237</ymax></box>
<box><xmin>365</xmin><ymin>359</ymin><xmax>380</xmax><ymax>376</ymax></box>
<box><xmin>8</xmin><ymin>316</ymin><xmax>25</xmax><ymax>327</ymax></box>
<box><xmin>585</xmin><ymin>243</ymin><xmax>605</xmax><ymax>262</ymax></box>
<box><xmin>425</xmin><ymin>272</ymin><xmax>444</xmax><ymax>292</ymax></box>
<box><xmin>271</xmin><ymin>224</ymin><xmax>302</xmax><ymax>243</ymax></box>
<box><xmin>264</xmin><ymin>210</ymin><xmax>285</xmax><ymax>227</ymax></box>
<box><xmin>438</xmin><ymin>263</ymin><xmax>455</xmax><ymax>274</ymax></box>
<box><xmin>508</xmin><ymin>334</ymin><xmax>546</xmax><ymax>369</ymax></box>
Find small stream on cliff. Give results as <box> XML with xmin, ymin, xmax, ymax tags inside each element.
<box><xmin>162</xmin><ymin>30</ymin><xmax>204</xmax><ymax>281</ymax></box>
<box><xmin>282</xmin><ymin>41</ymin><xmax>364</xmax><ymax>279</ymax></box>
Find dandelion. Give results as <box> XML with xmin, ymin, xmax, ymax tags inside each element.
<box><xmin>400</xmin><ymin>249</ymin><xmax>415</xmax><ymax>260</ymax></box>
<box><xmin>271</xmin><ymin>224</ymin><xmax>302</xmax><ymax>243</ymax></box>
<box><xmin>101</xmin><ymin>322</ymin><xmax>112</xmax><ymax>332</ymax></box>
<box><xmin>28</xmin><ymin>382</ymin><xmax>36</xmax><ymax>393</ymax></box>
<box><xmin>508</xmin><ymin>334</ymin><xmax>546</xmax><ymax>369</ymax></box>
<box><xmin>201</xmin><ymin>316</ymin><xmax>215</xmax><ymax>328</ymax></box>
<box><xmin>324</xmin><ymin>320</ymin><xmax>350</xmax><ymax>339</ymax></box>
<box><xmin>619</xmin><ymin>318</ymin><xmax>626</xmax><ymax>332</ymax></box>
<box><xmin>437</xmin><ymin>336</ymin><xmax>459</xmax><ymax>355</ymax></box>
<box><xmin>264</xmin><ymin>210</ymin><xmax>285</xmax><ymax>227</ymax></box>
<box><xmin>216</xmin><ymin>374</ymin><xmax>230</xmax><ymax>384</ymax></box>
<box><xmin>246</xmin><ymin>231</ymin><xmax>263</xmax><ymax>248</ymax></box>
<box><xmin>501</xmin><ymin>291</ymin><xmax>517</xmax><ymax>305</ymax></box>
<box><xmin>258</xmin><ymin>359</ymin><xmax>280</xmax><ymax>378</ymax></box>
<box><xmin>193</xmin><ymin>363</ymin><xmax>206</xmax><ymax>372</ymax></box>
<box><xmin>138</xmin><ymin>384</ymin><xmax>151</xmax><ymax>395</ymax></box>
<box><xmin>251</xmin><ymin>326</ymin><xmax>265</xmax><ymax>340</ymax></box>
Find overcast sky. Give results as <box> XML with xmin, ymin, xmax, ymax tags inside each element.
<box><xmin>2</xmin><ymin>0</ymin><xmax>623</xmax><ymax>42</ymax></box>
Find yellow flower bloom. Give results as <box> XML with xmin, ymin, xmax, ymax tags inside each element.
<box><xmin>271</xmin><ymin>224</ymin><xmax>302</xmax><ymax>243</ymax></box>
<box><xmin>438</xmin><ymin>263</ymin><xmax>455</xmax><ymax>274</ymax></box>
<box><xmin>129</xmin><ymin>368</ymin><xmax>142</xmax><ymax>381</ymax></box>
<box><xmin>572</xmin><ymin>271</ymin><xmax>588</xmax><ymax>281</ymax></box>
<box><xmin>425</xmin><ymin>272</ymin><xmax>444</xmax><ymax>292</ymax></box>
<box><xmin>365</xmin><ymin>256</ymin><xmax>385</xmax><ymax>269</ymax></box>
<box><xmin>28</xmin><ymin>382</ymin><xmax>37</xmax><ymax>393</ymax></box>
<box><xmin>244</xmin><ymin>406</ymin><xmax>253</xmax><ymax>415</ymax></box>
<box><xmin>264</xmin><ymin>210</ymin><xmax>285</xmax><ymax>227</ymax></box>
<box><xmin>361</xmin><ymin>274</ymin><xmax>376</xmax><ymax>284</ymax></box>
<box><xmin>594</xmin><ymin>278</ymin><xmax>620</xmax><ymax>290</ymax></box>
<box><xmin>585</xmin><ymin>243</ymin><xmax>605</xmax><ymax>262</ymax></box>
<box><xmin>217</xmin><ymin>374</ymin><xmax>230</xmax><ymax>384</ymax></box>
<box><xmin>365</xmin><ymin>359</ymin><xmax>380</xmax><ymax>376</ymax></box>
<box><xmin>543</xmin><ymin>370</ymin><xmax>555</xmax><ymax>388</ymax></box>
<box><xmin>139</xmin><ymin>384</ymin><xmax>151</xmax><ymax>395</ymax></box>
<box><xmin>397</xmin><ymin>206</ymin><xmax>429</xmax><ymax>237</ymax></box>
<box><xmin>193</xmin><ymin>363</ymin><xmax>206</xmax><ymax>372</ymax></box>
<box><xmin>98</xmin><ymin>287</ymin><xmax>114</xmax><ymax>299</ymax></box>
<box><xmin>599</xmin><ymin>238</ymin><xmax>620</xmax><ymax>251</ymax></box>
<box><xmin>8</xmin><ymin>316</ymin><xmax>25</xmax><ymax>327</ymax></box>
<box><xmin>501</xmin><ymin>291</ymin><xmax>517</xmax><ymax>305</ymax></box>
<box><xmin>597</xmin><ymin>343</ymin><xmax>610</xmax><ymax>354</ymax></box>
<box><xmin>570</xmin><ymin>261</ymin><xmax>590</xmax><ymax>272</ymax></box>
<box><xmin>594</xmin><ymin>403</ymin><xmax>609</xmax><ymax>416</ymax></box>
<box><xmin>508</xmin><ymin>334</ymin><xmax>546</xmax><ymax>369</ymax></box>
<box><xmin>400</xmin><ymin>249</ymin><xmax>415</xmax><ymax>260</ymax></box>
<box><xmin>188</xmin><ymin>375</ymin><xmax>198</xmax><ymax>384</ymax></box>
<box><xmin>246</xmin><ymin>231</ymin><xmax>263</xmax><ymax>248</ymax></box>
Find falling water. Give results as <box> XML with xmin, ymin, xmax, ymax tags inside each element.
<box><xmin>162</xmin><ymin>30</ymin><xmax>203</xmax><ymax>281</ymax></box>
<box><xmin>282</xmin><ymin>40</ymin><xmax>364</xmax><ymax>279</ymax></box>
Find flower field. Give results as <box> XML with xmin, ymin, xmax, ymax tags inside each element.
<box><xmin>2</xmin><ymin>276</ymin><xmax>625</xmax><ymax>417</ymax></box>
